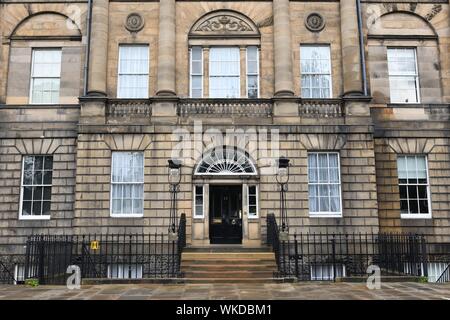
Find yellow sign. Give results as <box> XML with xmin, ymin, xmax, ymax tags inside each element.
<box><xmin>90</xmin><ymin>240</ymin><xmax>100</xmax><ymax>250</ymax></box>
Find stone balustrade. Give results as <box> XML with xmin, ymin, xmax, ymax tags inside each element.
<box><xmin>298</xmin><ymin>99</ymin><xmax>344</xmax><ymax>117</ymax></box>
<box><xmin>107</xmin><ymin>99</ymin><xmax>153</xmax><ymax>118</ymax></box>
<box><xmin>104</xmin><ymin>98</ymin><xmax>349</xmax><ymax>119</ymax></box>
<box><xmin>177</xmin><ymin>99</ymin><xmax>273</xmax><ymax>117</ymax></box>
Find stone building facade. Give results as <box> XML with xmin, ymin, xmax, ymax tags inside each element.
<box><xmin>0</xmin><ymin>0</ymin><xmax>449</xmax><ymax>258</ymax></box>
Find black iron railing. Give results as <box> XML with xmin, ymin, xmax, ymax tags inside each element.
<box><xmin>436</xmin><ymin>264</ymin><xmax>450</xmax><ymax>283</ymax></box>
<box><xmin>266</xmin><ymin>214</ymin><xmax>429</xmax><ymax>281</ymax></box>
<box><xmin>24</xmin><ymin>214</ymin><xmax>187</xmax><ymax>285</ymax></box>
<box><xmin>0</xmin><ymin>260</ymin><xmax>16</xmax><ymax>284</ymax></box>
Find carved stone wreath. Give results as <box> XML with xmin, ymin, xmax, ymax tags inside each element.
<box><xmin>305</xmin><ymin>12</ymin><xmax>325</xmax><ymax>32</ymax></box>
<box><xmin>125</xmin><ymin>13</ymin><xmax>144</xmax><ymax>33</ymax></box>
<box><xmin>195</xmin><ymin>15</ymin><xmax>252</xmax><ymax>33</ymax></box>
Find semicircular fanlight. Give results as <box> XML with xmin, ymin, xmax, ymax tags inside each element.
<box><xmin>195</xmin><ymin>146</ymin><xmax>257</xmax><ymax>175</ymax></box>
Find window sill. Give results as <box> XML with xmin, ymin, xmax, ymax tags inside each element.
<box><xmin>19</xmin><ymin>215</ymin><xmax>51</xmax><ymax>221</ymax></box>
<box><xmin>248</xmin><ymin>216</ymin><xmax>259</xmax><ymax>220</ymax></box>
<box><xmin>309</xmin><ymin>213</ymin><xmax>342</xmax><ymax>218</ymax></box>
<box><xmin>400</xmin><ymin>214</ymin><xmax>432</xmax><ymax>219</ymax></box>
<box><xmin>110</xmin><ymin>214</ymin><xmax>144</xmax><ymax>218</ymax></box>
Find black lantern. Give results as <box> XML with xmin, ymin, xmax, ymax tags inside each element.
<box><xmin>168</xmin><ymin>159</ymin><xmax>182</xmax><ymax>237</ymax></box>
<box><xmin>276</xmin><ymin>157</ymin><xmax>290</xmax><ymax>236</ymax></box>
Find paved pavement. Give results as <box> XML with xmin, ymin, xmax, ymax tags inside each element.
<box><xmin>0</xmin><ymin>282</ymin><xmax>449</xmax><ymax>300</ymax></box>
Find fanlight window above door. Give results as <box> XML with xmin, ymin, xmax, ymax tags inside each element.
<box><xmin>195</xmin><ymin>147</ymin><xmax>257</xmax><ymax>175</ymax></box>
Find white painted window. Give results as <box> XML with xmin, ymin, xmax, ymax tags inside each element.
<box><xmin>209</xmin><ymin>47</ymin><xmax>240</xmax><ymax>98</ymax></box>
<box><xmin>387</xmin><ymin>48</ymin><xmax>420</xmax><ymax>103</ymax></box>
<box><xmin>14</xmin><ymin>265</ymin><xmax>26</xmax><ymax>284</ymax></box>
<box><xmin>310</xmin><ymin>264</ymin><xmax>345</xmax><ymax>281</ymax></box>
<box><xmin>190</xmin><ymin>46</ymin><xmax>203</xmax><ymax>98</ymax></box>
<box><xmin>308</xmin><ymin>152</ymin><xmax>342</xmax><ymax>216</ymax></box>
<box><xmin>246</xmin><ymin>46</ymin><xmax>259</xmax><ymax>98</ymax></box>
<box><xmin>194</xmin><ymin>185</ymin><xmax>204</xmax><ymax>218</ymax></box>
<box><xmin>111</xmin><ymin>152</ymin><xmax>144</xmax><ymax>217</ymax></box>
<box><xmin>30</xmin><ymin>49</ymin><xmax>61</xmax><ymax>104</ymax></box>
<box><xmin>300</xmin><ymin>45</ymin><xmax>332</xmax><ymax>98</ymax></box>
<box><xmin>397</xmin><ymin>155</ymin><xmax>431</xmax><ymax>218</ymax></box>
<box><xmin>107</xmin><ymin>264</ymin><xmax>143</xmax><ymax>279</ymax></box>
<box><xmin>247</xmin><ymin>185</ymin><xmax>258</xmax><ymax>218</ymax></box>
<box><xmin>117</xmin><ymin>45</ymin><xmax>149</xmax><ymax>98</ymax></box>
<box><xmin>19</xmin><ymin>155</ymin><xmax>53</xmax><ymax>220</ymax></box>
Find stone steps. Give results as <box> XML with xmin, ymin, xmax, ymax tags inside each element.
<box><xmin>182</xmin><ymin>278</ymin><xmax>277</xmax><ymax>284</ymax></box>
<box><xmin>180</xmin><ymin>248</ymin><xmax>278</xmax><ymax>283</ymax></box>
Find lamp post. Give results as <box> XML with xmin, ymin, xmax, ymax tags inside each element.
<box><xmin>276</xmin><ymin>156</ymin><xmax>290</xmax><ymax>240</ymax></box>
<box><xmin>168</xmin><ymin>159</ymin><xmax>181</xmax><ymax>240</ymax></box>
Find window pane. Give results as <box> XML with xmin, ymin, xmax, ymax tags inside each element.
<box><xmin>409</xmin><ymin>199</ymin><xmax>419</xmax><ymax>213</ymax></box>
<box><xmin>300</xmin><ymin>46</ymin><xmax>331</xmax><ymax>98</ymax></box>
<box><xmin>192</xmin><ymin>47</ymin><xmax>202</xmax><ymax>61</ymax></box>
<box><xmin>32</xmin><ymin>201</ymin><xmax>42</xmax><ymax>216</ymax></box>
<box><xmin>21</xmin><ymin>156</ymin><xmax>53</xmax><ymax>217</ymax></box>
<box><xmin>308</xmin><ymin>152</ymin><xmax>341</xmax><ymax>214</ymax></box>
<box><xmin>118</xmin><ymin>45</ymin><xmax>149</xmax><ymax>98</ymax></box>
<box><xmin>210</xmin><ymin>76</ymin><xmax>240</xmax><ymax>98</ymax></box>
<box><xmin>43</xmin><ymin>171</ymin><xmax>52</xmax><ymax>185</ymax></box>
<box><xmin>195</xmin><ymin>186</ymin><xmax>203</xmax><ymax>217</ymax></box>
<box><xmin>397</xmin><ymin>155</ymin><xmax>430</xmax><ymax>216</ymax></box>
<box><xmin>210</xmin><ymin>47</ymin><xmax>240</xmax><ymax>98</ymax></box>
<box><xmin>42</xmin><ymin>201</ymin><xmax>51</xmax><ymax>216</ymax></box>
<box><xmin>22</xmin><ymin>201</ymin><xmax>32</xmax><ymax>215</ymax></box>
<box><xmin>133</xmin><ymin>199</ymin><xmax>143</xmax><ymax>214</ymax></box>
<box><xmin>387</xmin><ymin>48</ymin><xmax>419</xmax><ymax>103</ymax></box>
<box><xmin>31</xmin><ymin>49</ymin><xmax>61</xmax><ymax>104</ymax></box>
<box><xmin>419</xmin><ymin>199</ymin><xmax>429</xmax><ymax>214</ymax></box>
<box><xmin>23</xmin><ymin>186</ymin><xmax>32</xmax><ymax>201</ymax></box>
<box><xmin>319</xmin><ymin>197</ymin><xmax>329</xmax><ymax>212</ymax></box>
<box><xmin>111</xmin><ymin>152</ymin><xmax>144</xmax><ymax>215</ymax></box>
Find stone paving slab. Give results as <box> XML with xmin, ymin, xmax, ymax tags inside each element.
<box><xmin>0</xmin><ymin>283</ymin><xmax>449</xmax><ymax>300</ymax></box>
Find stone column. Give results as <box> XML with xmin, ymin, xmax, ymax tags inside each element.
<box><xmin>273</xmin><ymin>0</ymin><xmax>294</xmax><ymax>97</ymax></box>
<box><xmin>340</xmin><ymin>0</ymin><xmax>363</xmax><ymax>96</ymax></box>
<box><xmin>156</xmin><ymin>0</ymin><xmax>176</xmax><ymax>96</ymax></box>
<box><xmin>87</xmin><ymin>0</ymin><xmax>109</xmax><ymax>96</ymax></box>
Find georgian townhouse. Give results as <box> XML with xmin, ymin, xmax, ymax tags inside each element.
<box><xmin>0</xmin><ymin>0</ymin><xmax>449</xmax><ymax>283</ymax></box>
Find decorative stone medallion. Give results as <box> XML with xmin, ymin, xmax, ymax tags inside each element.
<box><xmin>125</xmin><ymin>13</ymin><xmax>144</xmax><ymax>32</ymax></box>
<box><xmin>305</xmin><ymin>12</ymin><xmax>325</xmax><ymax>32</ymax></box>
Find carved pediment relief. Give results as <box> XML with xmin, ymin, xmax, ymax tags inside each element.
<box><xmin>189</xmin><ymin>10</ymin><xmax>260</xmax><ymax>38</ymax></box>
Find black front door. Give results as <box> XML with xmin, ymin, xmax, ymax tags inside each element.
<box><xmin>209</xmin><ymin>185</ymin><xmax>242</xmax><ymax>244</ymax></box>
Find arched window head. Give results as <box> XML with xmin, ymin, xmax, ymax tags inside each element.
<box><xmin>195</xmin><ymin>146</ymin><xmax>257</xmax><ymax>176</ymax></box>
<box><xmin>189</xmin><ymin>10</ymin><xmax>260</xmax><ymax>39</ymax></box>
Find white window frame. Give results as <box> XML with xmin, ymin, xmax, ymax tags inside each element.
<box><xmin>190</xmin><ymin>46</ymin><xmax>203</xmax><ymax>98</ymax></box>
<box><xmin>107</xmin><ymin>264</ymin><xmax>143</xmax><ymax>279</ymax></box>
<box><xmin>387</xmin><ymin>47</ymin><xmax>421</xmax><ymax>104</ymax></box>
<box><xmin>193</xmin><ymin>184</ymin><xmax>205</xmax><ymax>219</ymax></box>
<box><xmin>29</xmin><ymin>48</ymin><xmax>62</xmax><ymax>105</ymax></box>
<box><xmin>307</xmin><ymin>151</ymin><xmax>342</xmax><ymax>218</ymax></box>
<box><xmin>110</xmin><ymin>151</ymin><xmax>144</xmax><ymax>218</ymax></box>
<box><xmin>246</xmin><ymin>46</ymin><xmax>260</xmax><ymax>98</ymax></box>
<box><xmin>300</xmin><ymin>45</ymin><xmax>333</xmax><ymax>99</ymax></box>
<box><xmin>19</xmin><ymin>155</ymin><xmax>52</xmax><ymax>220</ymax></box>
<box><xmin>247</xmin><ymin>184</ymin><xmax>259</xmax><ymax>219</ymax></box>
<box><xmin>310</xmin><ymin>264</ymin><xmax>346</xmax><ymax>281</ymax></box>
<box><xmin>117</xmin><ymin>44</ymin><xmax>149</xmax><ymax>99</ymax></box>
<box><xmin>397</xmin><ymin>155</ymin><xmax>432</xmax><ymax>219</ymax></box>
<box><xmin>209</xmin><ymin>46</ymin><xmax>241</xmax><ymax>98</ymax></box>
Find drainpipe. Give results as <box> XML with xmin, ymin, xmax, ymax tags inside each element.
<box><xmin>356</xmin><ymin>0</ymin><xmax>368</xmax><ymax>96</ymax></box>
<box><xmin>83</xmin><ymin>0</ymin><xmax>93</xmax><ymax>96</ymax></box>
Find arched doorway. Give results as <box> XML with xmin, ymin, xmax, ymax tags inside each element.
<box><xmin>192</xmin><ymin>146</ymin><xmax>260</xmax><ymax>245</ymax></box>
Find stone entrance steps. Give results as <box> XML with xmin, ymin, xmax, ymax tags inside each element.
<box><xmin>181</xmin><ymin>248</ymin><xmax>277</xmax><ymax>283</ymax></box>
